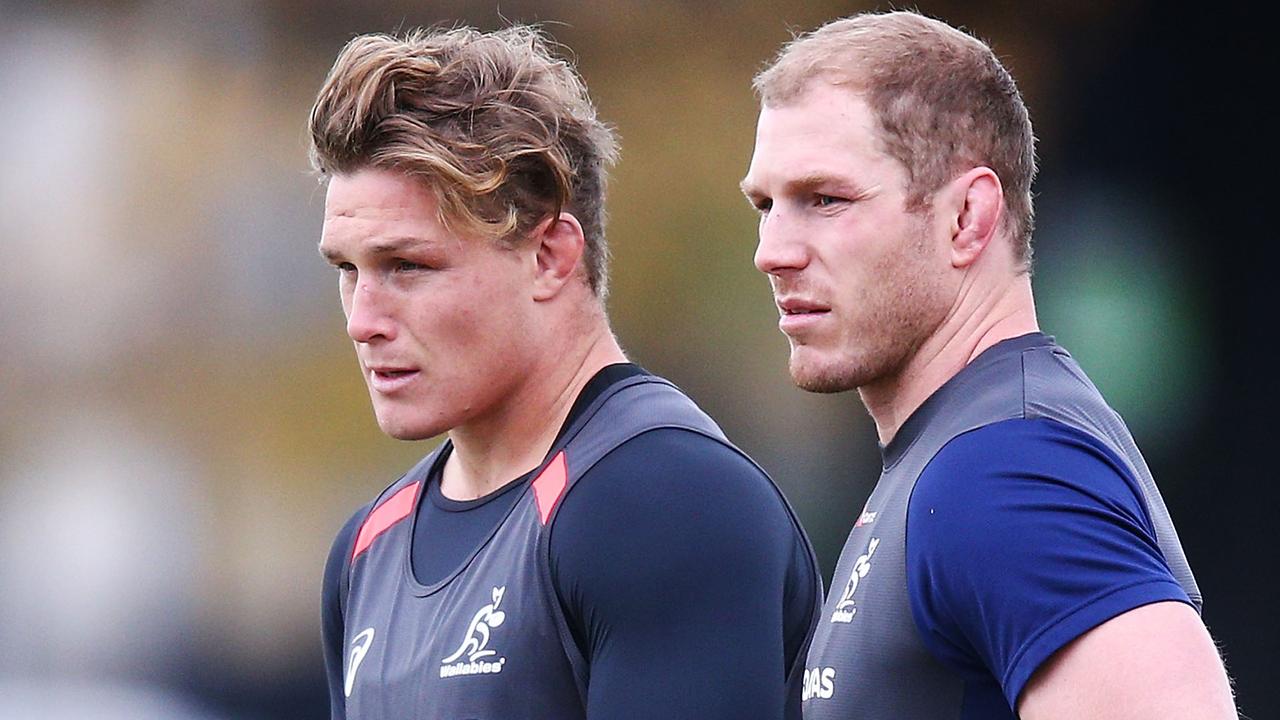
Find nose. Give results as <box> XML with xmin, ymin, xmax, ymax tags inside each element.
<box><xmin>345</xmin><ymin>279</ymin><xmax>396</xmax><ymax>344</ymax></box>
<box><xmin>753</xmin><ymin>209</ymin><xmax>808</xmax><ymax>277</ymax></box>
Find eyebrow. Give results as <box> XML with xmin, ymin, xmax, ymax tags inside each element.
<box><xmin>795</xmin><ymin>173</ymin><xmax>867</xmax><ymax>197</ymax></box>
<box><xmin>740</xmin><ymin>172</ymin><xmax>867</xmax><ymax>202</ymax></box>
<box><xmin>318</xmin><ymin>235</ymin><xmax>427</xmax><ymax>262</ymax></box>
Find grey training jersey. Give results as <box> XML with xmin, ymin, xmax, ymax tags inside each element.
<box><xmin>802</xmin><ymin>333</ymin><xmax>1199</xmax><ymax>719</ymax></box>
<box><xmin>341</xmin><ymin>375</ymin><xmax>818</xmax><ymax>719</ymax></box>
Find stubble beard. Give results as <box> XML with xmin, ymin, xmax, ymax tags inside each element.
<box><xmin>787</xmin><ymin>320</ymin><xmax>924</xmax><ymax>394</ymax></box>
<box><xmin>788</xmin><ymin>218</ymin><xmax>948</xmax><ymax>395</ymax></box>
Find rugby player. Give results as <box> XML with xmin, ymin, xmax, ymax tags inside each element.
<box><xmin>740</xmin><ymin>10</ymin><xmax>1236</xmax><ymax>719</ymax></box>
<box><xmin>311</xmin><ymin>25</ymin><xmax>820</xmax><ymax>720</ymax></box>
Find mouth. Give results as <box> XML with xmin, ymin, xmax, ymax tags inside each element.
<box><xmin>366</xmin><ymin>365</ymin><xmax>421</xmax><ymax>393</ymax></box>
<box><xmin>775</xmin><ymin>297</ymin><xmax>830</xmax><ymax>333</ymax></box>
<box><xmin>775</xmin><ymin>294</ymin><xmax>828</xmax><ymax>314</ymax></box>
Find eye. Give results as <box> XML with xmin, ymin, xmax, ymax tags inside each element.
<box><xmin>335</xmin><ymin>261</ymin><xmax>357</xmax><ymax>274</ymax></box>
<box><xmin>394</xmin><ymin>259</ymin><xmax>428</xmax><ymax>272</ymax></box>
<box><xmin>814</xmin><ymin>194</ymin><xmax>845</xmax><ymax>208</ymax></box>
<box><xmin>753</xmin><ymin>197</ymin><xmax>773</xmax><ymax>214</ymax></box>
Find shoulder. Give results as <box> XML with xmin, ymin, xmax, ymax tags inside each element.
<box><xmin>546</xmin><ymin>427</ymin><xmax>817</xmax><ymax>675</ymax></box>
<box><xmin>907</xmin><ymin>416</ymin><xmax>1162</xmax><ymax>584</ymax></box>
<box><xmin>549</xmin><ymin>426</ymin><xmax>807</xmax><ymax>600</ymax></box>
<box><xmin>324</xmin><ymin>503</ymin><xmax>373</xmax><ymax>589</ymax></box>
<box><xmin>321</xmin><ymin>500</ymin><xmax>374</xmax><ymax>645</ymax></box>
<box><xmin>557</xmin><ymin>427</ymin><xmax>795</xmax><ymax>540</ymax></box>
<box><xmin>909</xmin><ymin>416</ymin><xmax>1150</xmax><ymax>530</ymax></box>
<box><xmin>904</xmin><ymin>417</ymin><xmax>1190</xmax><ymax>702</ymax></box>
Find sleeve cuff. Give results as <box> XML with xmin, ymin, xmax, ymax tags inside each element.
<box><xmin>1002</xmin><ymin>579</ymin><xmax>1194</xmax><ymax>708</ymax></box>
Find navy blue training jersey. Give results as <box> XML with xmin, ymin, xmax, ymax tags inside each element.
<box><xmin>802</xmin><ymin>333</ymin><xmax>1198</xmax><ymax>719</ymax></box>
<box><xmin>323</xmin><ymin>366</ymin><xmax>821</xmax><ymax>719</ymax></box>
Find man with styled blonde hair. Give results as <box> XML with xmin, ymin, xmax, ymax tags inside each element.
<box><xmin>313</xmin><ymin>25</ymin><xmax>820</xmax><ymax>720</ymax></box>
<box><xmin>740</xmin><ymin>10</ymin><xmax>1236</xmax><ymax>720</ymax></box>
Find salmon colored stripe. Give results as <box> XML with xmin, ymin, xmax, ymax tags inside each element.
<box><xmin>351</xmin><ymin>481</ymin><xmax>420</xmax><ymax>560</ymax></box>
<box><xmin>532</xmin><ymin>451</ymin><xmax>568</xmax><ymax>525</ymax></box>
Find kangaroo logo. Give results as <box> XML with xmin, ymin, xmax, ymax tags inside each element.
<box><xmin>439</xmin><ymin>586</ymin><xmax>509</xmax><ymax>677</ymax></box>
<box><xmin>831</xmin><ymin>537</ymin><xmax>879</xmax><ymax>623</ymax></box>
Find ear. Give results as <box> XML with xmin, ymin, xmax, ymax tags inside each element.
<box><xmin>531</xmin><ymin>211</ymin><xmax>586</xmax><ymax>301</ymax></box>
<box><xmin>944</xmin><ymin>167</ymin><xmax>1004</xmax><ymax>269</ymax></box>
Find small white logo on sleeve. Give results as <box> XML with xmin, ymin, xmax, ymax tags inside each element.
<box><xmin>345</xmin><ymin>628</ymin><xmax>376</xmax><ymax>698</ymax></box>
<box><xmin>831</xmin><ymin>537</ymin><xmax>879</xmax><ymax>623</ymax></box>
<box><xmin>802</xmin><ymin>667</ymin><xmax>836</xmax><ymax>701</ymax></box>
<box><xmin>440</xmin><ymin>586</ymin><xmax>509</xmax><ymax>678</ymax></box>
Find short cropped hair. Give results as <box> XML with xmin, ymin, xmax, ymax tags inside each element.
<box><xmin>309</xmin><ymin>26</ymin><xmax>619</xmax><ymax>295</ymax></box>
<box><xmin>755</xmin><ymin>11</ymin><xmax>1037</xmax><ymax>268</ymax></box>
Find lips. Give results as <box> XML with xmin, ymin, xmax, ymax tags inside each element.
<box><xmin>775</xmin><ymin>296</ymin><xmax>830</xmax><ymax>316</ymax></box>
<box><xmin>366</xmin><ymin>364</ymin><xmax>421</xmax><ymax>393</ymax></box>
<box><xmin>775</xmin><ymin>296</ymin><xmax>830</xmax><ymax>334</ymax></box>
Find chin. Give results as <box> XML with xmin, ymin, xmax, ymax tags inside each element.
<box><xmin>788</xmin><ymin>347</ymin><xmax>876</xmax><ymax>394</ymax></box>
<box><xmin>372</xmin><ymin>409</ymin><xmax>447</xmax><ymax>442</ymax></box>
<box><xmin>381</xmin><ymin>424</ymin><xmax>437</xmax><ymax>441</ymax></box>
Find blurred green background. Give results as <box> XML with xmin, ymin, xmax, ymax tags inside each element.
<box><xmin>0</xmin><ymin>1</ymin><xmax>1270</xmax><ymax>717</ymax></box>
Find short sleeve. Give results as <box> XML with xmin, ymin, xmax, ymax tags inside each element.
<box><xmin>905</xmin><ymin>417</ymin><xmax>1192</xmax><ymax>708</ymax></box>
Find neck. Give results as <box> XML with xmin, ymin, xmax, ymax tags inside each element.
<box><xmin>441</xmin><ymin>305</ymin><xmax>626</xmax><ymax>500</ymax></box>
<box><xmin>859</xmin><ymin>272</ymin><xmax>1038</xmax><ymax>446</ymax></box>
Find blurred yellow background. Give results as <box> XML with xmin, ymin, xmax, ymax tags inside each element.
<box><xmin>0</xmin><ymin>1</ymin><xmax>1269</xmax><ymax>717</ymax></box>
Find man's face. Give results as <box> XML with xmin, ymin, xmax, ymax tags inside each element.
<box><xmin>742</xmin><ymin>84</ymin><xmax>952</xmax><ymax>393</ymax></box>
<box><xmin>319</xmin><ymin>168</ymin><xmax>537</xmax><ymax>440</ymax></box>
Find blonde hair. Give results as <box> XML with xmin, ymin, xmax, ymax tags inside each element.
<box><xmin>309</xmin><ymin>26</ymin><xmax>619</xmax><ymax>295</ymax></box>
<box><xmin>756</xmin><ymin>11</ymin><xmax>1037</xmax><ymax>267</ymax></box>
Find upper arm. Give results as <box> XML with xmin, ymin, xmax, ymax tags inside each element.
<box><xmin>1017</xmin><ymin>600</ymin><xmax>1235</xmax><ymax>719</ymax></box>
<box><xmin>550</xmin><ymin>428</ymin><xmax>817</xmax><ymax>720</ymax></box>
<box><xmin>321</xmin><ymin>504</ymin><xmax>369</xmax><ymax>720</ymax></box>
<box><xmin>906</xmin><ymin>418</ymin><xmax>1200</xmax><ymax>709</ymax></box>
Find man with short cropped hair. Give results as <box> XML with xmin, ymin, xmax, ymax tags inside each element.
<box><xmin>740</xmin><ymin>10</ymin><xmax>1236</xmax><ymax>720</ymax></box>
<box><xmin>312</xmin><ymin>26</ymin><xmax>820</xmax><ymax>720</ymax></box>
